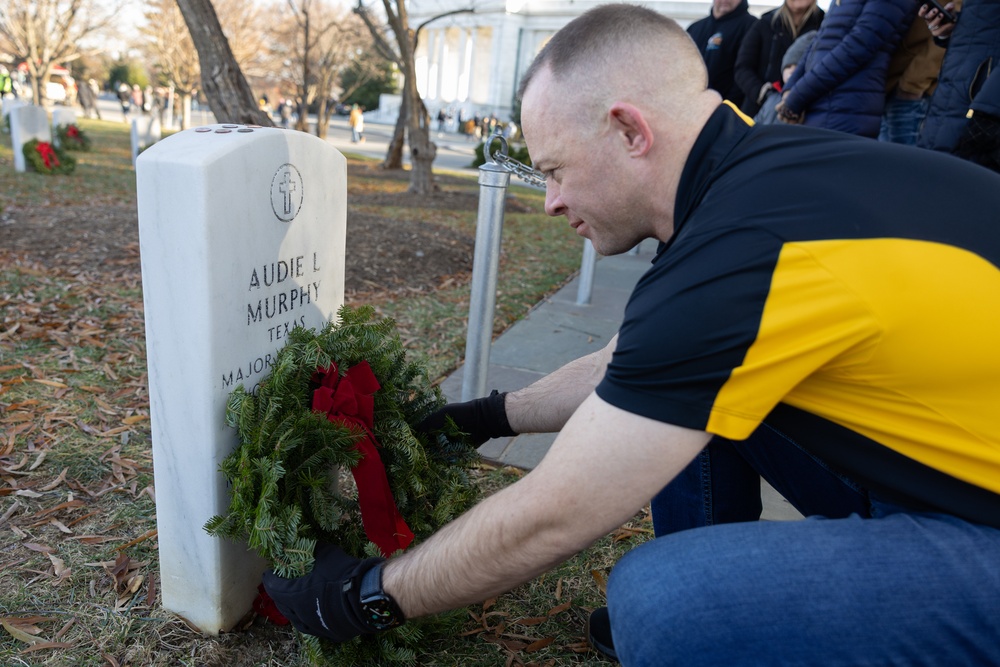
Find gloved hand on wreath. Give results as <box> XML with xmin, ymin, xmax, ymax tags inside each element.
<box><xmin>417</xmin><ymin>389</ymin><xmax>517</xmax><ymax>446</ymax></box>
<box><xmin>262</xmin><ymin>543</ymin><xmax>405</xmax><ymax>641</ymax></box>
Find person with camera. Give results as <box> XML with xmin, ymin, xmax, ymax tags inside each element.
<box><xmin>916</xmin><ymin>0</ymin><xmax>1000</xmax><ymax>172</ymax></box>
<box><xmin>263</xmin><ymin>5</ymin><xmax>1000</xmax><ymax>665</ymax></box>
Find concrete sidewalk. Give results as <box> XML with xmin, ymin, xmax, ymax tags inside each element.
<box><xmin>437</xmin><ymin>239</ymin><xmax>803</xmax><ymax>522</ymax></box>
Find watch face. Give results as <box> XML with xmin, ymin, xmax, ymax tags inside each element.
<box><xmin>362</xmin><ymin>596</ymin><xmax>403</xmax><ymax>630</ymax></box>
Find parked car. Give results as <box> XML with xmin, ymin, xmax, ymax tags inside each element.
<box><xmin>16</xmin><ymin>63</ymin><xmax>77</xmax><ymax>104</ymax></box>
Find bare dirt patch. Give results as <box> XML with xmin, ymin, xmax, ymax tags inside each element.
<box><xmin>0</xmin><ymin>162</ymin><xmax>490</xmax><ymax>298</ymax></box>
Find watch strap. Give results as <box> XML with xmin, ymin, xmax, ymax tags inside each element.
<box><xmin>359</xmin><ymin>559</ymin><xmax>384</xmax><ymax>600</ymax></box>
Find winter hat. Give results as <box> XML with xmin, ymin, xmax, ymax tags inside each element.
<box><xmin>782</xmin><ymin>30</ymin><xmax>817</xmax><ymax>70</ymax></box>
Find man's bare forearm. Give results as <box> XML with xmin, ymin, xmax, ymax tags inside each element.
<box><xmin>380</xmin><ymin>394</ymin><xmax>710</xmax><ymax>621</ymax></box>
<box><xmin>504</xmin><ymin>335</ymin><xmax>617</xmax><ymax>433</ymax></box>
<box><xmin>381</xmin><ymin>470</ymin><xmax>591</xmax><ymax>619</ymax></box>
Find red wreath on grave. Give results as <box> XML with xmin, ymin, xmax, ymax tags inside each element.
<box><xmin>22</xmin><ymin>139</ymin><xmax>76</xmax><ymax>175</ymax></box>
<box><xmin>57</xmin><ymin>123</ymin><xmax>92</xmax><ymax>151</ymax></box>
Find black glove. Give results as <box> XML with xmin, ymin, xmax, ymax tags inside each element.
<box><xmin>417</xmin><ymin>389</ymin><xmax>516</xmax><ymax>446</ymax></box>
<box><xmin>262</xmin><ymin>543</ymin><xmax>382</xmax><ymax>642</ymax></box>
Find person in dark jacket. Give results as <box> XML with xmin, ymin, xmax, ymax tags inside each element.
<box><xmin>776</xmin><ymin>0</ymin><xmax>921</xmax><ymax>137</ymax></box>
<box><xmin>734</xmin><ymin>0</ymin><xmax>824</xmax><ymax>117</ymax></box>
<box><xmin>953</xmin><ymin>70</ymin><xmax>1000</xmax><ymax>172</ymax></box>
<box><xmin>917</xmin><ymin>0</ymin><xmax>1000</xmax><ymax>154</ymax></box>
<box><xmin>687</xmin><ymin>0</ymin><xmax>759</xmax><ymax>108</ymax></box>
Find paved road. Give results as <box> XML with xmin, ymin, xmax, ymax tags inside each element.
<box><xmin>90</xmin><ymin>94</ymin><xmax>480</xmax><ymax>174</ymax></box>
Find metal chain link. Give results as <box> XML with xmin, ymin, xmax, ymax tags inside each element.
<box><xmin>485</xmin><ymin>133</ymin><xmax>547</xmax><ymax>189</ymax></box>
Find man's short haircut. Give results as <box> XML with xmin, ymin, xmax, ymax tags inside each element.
<box><xmin>517</xmin><ymin>3</ymin><xmax>694</xmax><ymax>101</ymax></box>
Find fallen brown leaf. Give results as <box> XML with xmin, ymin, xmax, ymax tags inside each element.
<box><xmin>524</xmin><ymin>637</ymin><xmax>555</xmax><ymax>653</ymax></box>
<box><xmin>1</xmin><ymin>620</ymin><xmax>41</xmax><ymax>645</ymax></box>
<box><xmin>21</xmin><ymin>641</ymin><xmax>74</xmax><ymax>653</ymax></box>
<box><xmin>33</xmin><ymin>379</ymin><xmax>68</xmax><ymax>389</ymax></box>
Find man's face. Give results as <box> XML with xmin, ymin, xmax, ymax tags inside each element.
<box><xmin>521</xmin><ymin>67</ymin><xmax>646</xmax><ymax>256</ymax></box>
<box><xmin>712</xmin><ymin>0</ymin><xmax>742</xmax><ymax>18</ymax></box>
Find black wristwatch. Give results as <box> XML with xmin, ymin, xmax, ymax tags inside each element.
<box><xmin>358</xmin><ymin>560</ymin><xmax>405</xmax><ymax>631</ymax></box>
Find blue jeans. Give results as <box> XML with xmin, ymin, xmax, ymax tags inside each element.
<box><xmin>607</xmin><ymin>426</ymin><xmax>1000</xmax><ymax>666</ymax></box>
<box><xmin>879</xmin><ymin>95</ymin><xmax>930</xmax><ymax>146</ymax></box>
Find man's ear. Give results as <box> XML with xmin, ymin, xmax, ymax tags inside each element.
<box><xmin>609</xmin><ymin>102</ymin><xmax>653</xmax><ymax>157</ymax></box>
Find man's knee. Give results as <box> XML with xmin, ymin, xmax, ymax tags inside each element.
<box><xmin>606</xmin><ymin>531</ymin><xmax>748</xmax><ymax>666</ymax></box>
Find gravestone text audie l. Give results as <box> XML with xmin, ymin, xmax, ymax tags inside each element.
<box><xmin>136</xmin><ymin>124</ymin><xmax>347</xmax><ymax>632</ymax></box>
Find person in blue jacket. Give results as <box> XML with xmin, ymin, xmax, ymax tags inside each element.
<box><xmin>917</xmin><ymin>0</ymin><xmax>1000</xmax><ymax>157</ymax></box>
<box><xmin>687</xmin><ymin>0</ymin><xmax>759</xmax><ymax>108</ymax></box>
<box><xmin>776</xmin><ymin>0</ymin><xmax>921</xmax><ymax>137</ymax></box>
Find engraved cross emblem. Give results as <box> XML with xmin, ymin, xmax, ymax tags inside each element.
<box><xmin>270</xmin><ymin>163</ymin><xmax>303</xmax><ymax>223</ymax></box>
<box><xmin>279</xmin><ymin>170</ymin><xmax>296</xmax><ymax>215</ymax></box>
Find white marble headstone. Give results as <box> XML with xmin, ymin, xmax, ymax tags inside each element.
<box><xmin>51</xmin><ymin>108</ymin><xmax>78</xmax><ymax>149</ymax></box>
<box><xmin>2</xmin><ymin>97</ymin><xmax>27</xmax><ymax>121</ymax></box>
<box><xmin>52</xmin><ymin>107</ymin><xmax>77</xmax><ymax>130</ymax></box>
<box><xmin>10</xmin><ymin>105</ymin><xmax>51</xmax><ymax>172</ymax></box>
<box><xmin>136</xmin><ymin>124</ymin><xmax>347</xmax><ymax>633</ymax></box>
<box><xmin>131</xmin><ymin>115</ymin><xmax>162</xmax><ymax>165</ymax></box>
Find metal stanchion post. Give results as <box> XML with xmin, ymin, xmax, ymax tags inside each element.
<box><xmin>462</xmin><ymin>160</ymin><xmax>510</xmax><ymax>401</ymax></box>
<box><xmin>576</xmin><ymin>238</ymin><xmax>597</xmax><ymax>305</ymax></box>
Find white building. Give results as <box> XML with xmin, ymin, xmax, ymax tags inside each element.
<box><xmin>388</xmin><ymin>0</ymin><xmax>780</xmax><ymax>126</ymax></box>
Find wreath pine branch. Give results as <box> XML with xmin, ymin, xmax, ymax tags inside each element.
<box><xmin>206</xmin><ymin>304</ymin><xmax>479</xmax><ymax>665</ymax></box>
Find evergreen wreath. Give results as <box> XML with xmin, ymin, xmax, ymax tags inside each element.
<box><xmin>206</xmin><ymin>304</ymin><xmax>480</xmax><ymax>666</ymax></box>
<box><xmin>56</xmin><ymin>123</ymin><xmax>92</xmax><ymax>151</ymax></box>
<box><xmin>22</xmin><ymin>139</ymin><xmax>76</xmax><ymax>175</ymax></box>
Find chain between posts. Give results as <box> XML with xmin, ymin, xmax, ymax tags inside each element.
<box><xmin>485</xmin><ymin>133</ymin><xmax>547</xmax><ymax>188</ymax></box>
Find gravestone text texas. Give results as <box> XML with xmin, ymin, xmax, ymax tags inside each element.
<box><xmin>136</xmin><ymin>124</ymin><xmax>347</xmax><ymax>632</ymax></box>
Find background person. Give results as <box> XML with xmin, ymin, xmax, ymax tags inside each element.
<box><xmin>776</xmin><ymin>0</ymin><xmax>921</xmax><ymax>136</ymax></box>
<box><xmin>754</xmin><ymin>30</ymin><xmax>817</xmax><ymax>124</ymax></box>
<box><xmin>916</xmin><ymin>0</ymin><xmax>1000</xmax><ymax>154</ymax></box>
<box><xmin>686</xmin><ymin>0</ymin><xmax>759</xmax><ymax>108</ymax></box>
<box><xmin>734</xmin><ymin>0</ymin><xmax>824</xmax><ymax>118</ymax></box>
<box><xmin>349</xmin><ymin>103</ymin><xmax>365</xmax><ymax>143</ymax></box>
<box><xmin>878</xmin><ymin>16</ymin><xmax>946</xmax><ymax>144</ymax></box>
<box><xmin>263</xmin><ymin>5</ymin><xmax>1000</xmax><ymax>666</ymax></box>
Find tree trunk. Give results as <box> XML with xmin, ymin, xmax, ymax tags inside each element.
<box><xmin>393</xmin><ymin>10</ymin><xmax>435</xmax><ymax>194</ymax></box>
<box><xmin>382</xmin><ymin>92</ymin><xmax>406</xmax><ymax>170</ymax></box>
<box><xmin>175</xmin><ymin>0</ymin><xmax>273</xmax><ymax>126</ymax></box>
<box><xmin>25</xmin><ymin>61</ymin><xmax>53</xmax><ymax>107</ymax></box>
<box><xmin>315</xmin><ymin>97</ymin><xmax>330</xmax><ymax>139</ymax></box>
<box><xmin>405</xmin><ymin>73</ymin><xmax>436</xmax><ymax>194</ymax></box>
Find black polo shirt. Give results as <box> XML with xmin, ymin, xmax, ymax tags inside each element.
<box><xmin>597</xmin><ymin>104</ymin><xmax>1000</xmax><ymax>526</ymax></box>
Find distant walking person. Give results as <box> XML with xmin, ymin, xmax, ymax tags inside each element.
<box><xmin>117</xmin><ymin>82</ymin><xmax>132</xmax><ymax>121</ymax></box>
<box><xmin>349</xmin><ymin>104</ymin><xmax>365</xmax><ymax>143</ymax></box>
<box><xmin>77</xmin><ymin>77</ymin><xmax>101</xmax><ymax>120</ymax></box>
<box><xmin>131</xmin><ymin>85</ymin><xmax>144</xmax><ymax>114</ymax></box>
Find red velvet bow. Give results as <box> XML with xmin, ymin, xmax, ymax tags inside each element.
<box><xmin>67</xmin><ymin>125</ymin><xmax>79</xmax><ymax>138</ymax></box>
<box><xmin>312</xmin><ymin>361</ymin><xmax>414</xmax><ymax>557</ymax></box>
<box><xmin>36</xmin><ymin>142</ymin><xmax>59</xmax><ymax>169</ymax></box>
<box><xmin>253</xmin><ymin>583</ymin><xmax>290</xmax><ymax>625</ymax></box>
